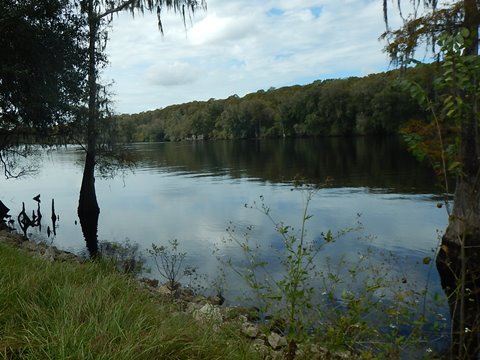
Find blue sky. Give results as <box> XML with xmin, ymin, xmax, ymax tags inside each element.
<box><xmin>102</xmin><ymin>0</ymin><xmax>413</xmax><ymax>114</ymax></box>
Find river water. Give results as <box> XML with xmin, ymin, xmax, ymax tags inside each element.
<box><xmin>0</xmin><ymin>137</ymin><xmax>449</xmax><ymax>312</ymax></box>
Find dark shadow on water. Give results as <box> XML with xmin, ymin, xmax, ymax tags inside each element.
<box><xmin>128</xmin><ymin>136</ymin><xmax>446</xmax><ymax>194</ymax></box>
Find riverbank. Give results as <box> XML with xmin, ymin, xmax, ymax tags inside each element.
<box><xmin>0</xmin><ymin>231</ymin><xmax>354</xmax><ymax>360</ymax></box>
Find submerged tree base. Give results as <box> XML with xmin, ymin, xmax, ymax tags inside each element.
<box><xmin>437</xmin><ymin>232</ymin><xmax>480</xmax><ymax>359</ymax></box>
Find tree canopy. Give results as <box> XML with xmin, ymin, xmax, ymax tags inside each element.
<box><xmin>113</xmin><ymin>67</ymin><xmax>432</xmax><ymax>142</ymax></box>
<box><xmin>0</xmin><ymin>0</ymin><xmax>88</xmax><ymax>177</ymax></box>
<box><xmin>0</xmin><ymin>0</ymin><xmax>87</xmax><ymax>133</ymax></box>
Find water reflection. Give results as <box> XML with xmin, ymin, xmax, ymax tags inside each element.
<box><xmin>128</xmin><ymin>137</ymin><xmax>441</xmax><ymax>193</ymax></box>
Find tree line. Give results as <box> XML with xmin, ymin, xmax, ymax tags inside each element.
<box><xmin>114</xmin><ymin>65</ymin><xmax>437</xmax><ymax>142</ymax></box>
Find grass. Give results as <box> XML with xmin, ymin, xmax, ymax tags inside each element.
<box><xmin>0</xmin><ymin>242</ymin><xmax>260</xmax><ymax>360</ymax></box>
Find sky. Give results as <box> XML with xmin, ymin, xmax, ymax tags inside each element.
<box><xmin>102</xmin><ymin>0</ymin><xmax>409</xmax><ymax>115</ymax></box>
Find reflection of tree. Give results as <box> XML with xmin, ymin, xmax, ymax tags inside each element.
<box><xmin>17</xmin><ymin>197</ymin><xmax>40</xmax><ymax>236</ymax></box>
<box><xmin>134</xmin><ymin>138</ymin><xmax>439</xmax><ymax>194</ymax></box>
<box><xmin>15</xmin><ymin>196</ymin><xmax>59</xmax><ymax>239</ymax></box>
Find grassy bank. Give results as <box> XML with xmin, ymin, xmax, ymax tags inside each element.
<box><xmin>0</xmin><ymin>242</ymin><xmax>260</xmax><ymax>360</ymax></box>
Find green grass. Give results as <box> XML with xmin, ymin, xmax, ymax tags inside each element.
<box><xmin>0</xmin><ymin>243</ymin><xmax>260</xmax><ymax>360</ymax></box>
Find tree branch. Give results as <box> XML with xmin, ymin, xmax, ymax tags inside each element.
<box><xmin>98</xmin><ymin>0</ymin><xmax>137</xmax><ymax>19</ymax></box>
<box><xmin>381</xmin><ymin>2</ymin><xmax>464</xmax><ymax>64</ymax></box>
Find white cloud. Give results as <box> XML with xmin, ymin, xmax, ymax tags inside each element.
<box><xmin>101</xmin><ymin>0</ymin><xmax>413</xmax><ymax>114</ymax></box>
<box><xmin>145</xmin><ymin>61</ymin><xmax>199</xmax><ymax>86</ymax></box>
<box><xmin>189</xmin><ymin>12</ymin><xmax>259</xmax><ymax>45</ymax></box>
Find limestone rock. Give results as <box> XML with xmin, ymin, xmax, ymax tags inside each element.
<box><xmin>241</xmin><ymin>322</ymin><xmax>259</xmax><ymax>338</ymax></box>
<box><xmin>251</xmin><ymin>338</ymin><xmax>269</xmax><ymax>355</ymax></box>
<box><xmin>267</xmin><ymin>332</ymin><xmax>287</xmax><ymax>350</ymax></box>
<box><xmin>193</xmin><ymin>303</ymin><xmax>223</xmax><ymax>323</ymax></box>
<box><xmin>190</xmin><ymin>295</ymin><xmax>208</xmax><ymax>304</ymax></box>
<box><xmin>178</xmin><ymin>287</ymin><xmax>195</xmax><ymax>301</ymax></box>
<box><xmin>157</xmin><ymin>284</ymin><xmax>174</xmax><ymax>297</ymax></box>
<box><xmin>207</xmin><ymin>294</ymin><xmax>225</xmax><ymax>305</ymax></box>
<box><xmin>42</xmin><ymin>247</ymin><xmax>55</xmax><ymax>262</ymax></box>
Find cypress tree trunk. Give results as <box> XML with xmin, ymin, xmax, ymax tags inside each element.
<box><xmin>436</xmin><ymin>177</ymin><xmax>480</xmax><ymax>359</ymax></box>
<box><xmin>436</xmin><ymin>3</ymin><xmax>480</xmax><ymax>357</ymax></box>
<box><xmin>78</xmin><ymin>0</ymin><xmax>100</xmax><ymax>257</ymax></box>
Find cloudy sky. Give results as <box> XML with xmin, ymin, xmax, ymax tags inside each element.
<box><xmin>102</xmin><ymin>0</ymin><xmax>409</xmax><ymax>114</ymax></box>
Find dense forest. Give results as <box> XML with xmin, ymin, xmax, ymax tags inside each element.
<box><xmin>114</xmin><ymin>65</ymin><xmax>436</xmax><ymax>142</ymax></box>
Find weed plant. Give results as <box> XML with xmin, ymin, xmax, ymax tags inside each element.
<box><xmin>148</xmin><ymin>239</ymin><xmax>187</xmax><ymax>292</ymax></box>
<box><xmin>314</xmin><ymin>246</ymin><xmax>448</xmax><ymax>358</ymax></box>
<box><xmin>99</xmin><ymin>238</ymin><xmax>147</xmax><ymax>275</ymax></box>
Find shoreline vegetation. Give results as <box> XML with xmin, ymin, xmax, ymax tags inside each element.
<box><xmin>113</xmin><ymin>65</ymin><xmax>436</xmax><ymax>143</ymax></box>
<box><xmin>0</xmin><ymin>230</ymin><xmax>355</xmax><ymax>360</ymax></box>
<box><xmin>0</xmin><ymin>225</ymin><xmax>446</xmax><ymax>360</ymax></box>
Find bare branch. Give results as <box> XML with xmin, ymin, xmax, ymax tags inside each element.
<box><xmin>98</xmin><ymin>0</ymin><xmax>137</xmax><ymax>19</ymax></box>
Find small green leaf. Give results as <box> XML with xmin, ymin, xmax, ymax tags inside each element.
<box><xmin>423</xmin><ymin>257</ymin><xmax>431</xmax><ymax>265</ymax></box>
<box><xmin>448</xmin><ymin>161</ymin><xmax>461</xmax><ymax>172</ymax></box>
<box><xmin>446</xmin><ymin>109</ymin><xmax>456</xmax><ymax>117</ymax></box>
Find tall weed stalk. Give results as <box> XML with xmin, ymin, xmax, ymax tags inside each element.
<box><xmin>221</xmin><ymin>185</ymin><xmax>351</xmax><ymax>359</ymax></box>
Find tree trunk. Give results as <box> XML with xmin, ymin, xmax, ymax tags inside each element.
<box><xmin>437</xmin><ymin>175</ymin><xmax>480</xmax><ymax>359</ymax></box>
<box><xmin>435</xmin><ymin>2</ymin><xmax>480</xmax><ymax>357</ymax></box>
<box><xmin>78</xmin><ymin>0</ymin><xmax>100</xmax><ymax>257</ymax></box>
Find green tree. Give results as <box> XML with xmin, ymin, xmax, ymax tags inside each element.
<box><xmin>238</xmin><ymin>99</ymin><xmax>272</xmax><ymax>138</ymax></box>
<box><xmin>202</xmin><ymin>98</ymin><xmax>224</xmax><ymax>139</ymax></box>
<box><xmin>383</xmin><ymin>1</ymin><xmax>480</xmax><ymax>358</ymax></box>
<box><xmin>0</xmin><ymin>0</ymin><xmax>87</xmax><ymax>177</ymax></box>
<box><xmin>77</xmin><ymin>0</ymin><xmax>205</xmax><ymax>256</ymax></box>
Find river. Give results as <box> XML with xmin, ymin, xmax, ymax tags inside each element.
<box><xmin>0</xmin><ymin>137</ymin><xmax>449</xmax><ymax>315</ymax></box>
